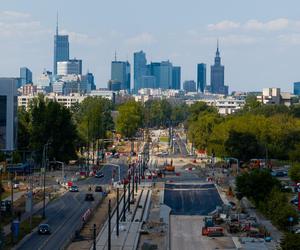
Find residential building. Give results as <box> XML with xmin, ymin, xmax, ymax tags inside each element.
<box><xmin>53</xmin><ymin>20</ymin><xmax>69</xmax><ymax>75</ymax></box>
<box><xmin>111</xmin><ymin>60</ymin><xmax>130</xmax><ymax>91</ymax></box>
<box><xmin>57</xmin><ymin>59</ymin><xmax>82</xmax><ymax>75</ymax></box>
<box><xmin>0</xmin><ymin>78</ymin><xmax>18</xmax><ymax>151</ymax></box>
<box><xmin>210</xmin><ymin>43</ymin><xmax>228</xmax><ymax>95</ymax></box>
<box><xmin>172</xmin><ymin>66</ymin><xmax>181</xmax><ymax>89</ymax></box>
<box><xmin>183</xmin><ymin>80</ymin><xmax>197</xmax><ymax>92</ymax></box>
<box><xmin>294</xmin><ymin>82</ymin><xmax>300</xmax><ymax>95</ymax></box>
<box><xmin>134</xmin><ymin>51</ymin><xmax>147</xmax><ymax>92</ymax></box>
<box><xmin>20</xmin><ymin>67</ymin><xmax>32</xmax><ymax>87</ymax></box>
<box><xmin>22</xmin><ymin>83</ymin><xmax>37</xmax><ymax>95</ymax></box>
<box><xmin>197</xmin><ymin>63</ymin><xmax>206</xmax><ymax>92</ymax></box>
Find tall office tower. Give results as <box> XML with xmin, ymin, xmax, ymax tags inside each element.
<box><xmin>149</xmin><ymin>62</ymin><xmax>161</xmax><ymax>88</ymax></box>
<box><xmin>57</xmin><ymin>59</ymin><xmax>82</xmax><ymax>75</ymax></box>
<box><xmin>87</xmin><ymin>72</ymin><xmax>96</xmax><ymax>90</ymax></box>
<box><xmin>159</xmin><ymin>61</ymin><xmax>173</xmax><ymax>89</ymax></box>
<box><xmin>20</xmin><ymin>67</ymin><xmax>32</xmax><ymax>87</ymax></box>
<box><xmin>134</xmin><ymin>51</ymin><xmax>147</xmax><ymax>92</ymax></box>
<box><xmin>183</xmin><ymin>80</ymin><xmax>197</xmax><ymax>92</ymax></box>
<box><xmin>172</xmin><ymin>66</ymin><xmax>181</xmax><ymax>89</ymax></box>
<box><xmin>293</xmin><ymin>82</ymin><xmax>300</xmax><ymax>95</ymax></box>
<box><xmin>53</xmin><ymin>17</ymin><xmax>69</xmax><ymax>75</ymax></box>
<box><xmin>197</xmin><ymin>63</ymin><xmax>206</xmax><ymax>92</ymax></box>
<box><xmin>0</xmin><ymin>78</ymin><xmax>18</xmax><ymax>151</ymax></box>
<box><xmin>111</xmin><ymin>60</ymin><xmax>130</xmax><ymax>91</ymax></box>
<box><xmin>125</xmin><ymin>61</ymin><xmax>131</xmax><ymax>91</ymax></box>
<box><xmin>210</xmin><ymin>42</ymin><xmax>228</xmax><ymax>95</ymax></box>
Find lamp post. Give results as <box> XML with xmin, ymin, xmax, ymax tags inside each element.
<box><xmin>42</xmin><ymin>141</ymin><xmax>50</xmax><ymax>219</ymax></box>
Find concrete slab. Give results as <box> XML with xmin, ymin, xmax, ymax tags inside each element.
<box><xmin>170</xmin><ymin>215</ymin><xmax>236</xmax><ymax>250</ymax></box>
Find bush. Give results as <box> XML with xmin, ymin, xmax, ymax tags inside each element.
<box><xmin>281</xmin><ymin>233</ymin><xmax>300</xmax><ymax>250</ymax></box>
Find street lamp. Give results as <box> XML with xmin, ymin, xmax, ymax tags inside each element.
<box><xmin>42</xmin><ymin>141</ymin><xmax>50</xmax><ymax>219</ymax></box>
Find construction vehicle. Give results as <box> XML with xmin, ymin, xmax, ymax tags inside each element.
<box><xmin>164</xmin><ymin>158</ymin><xmax>175</xmax><ymax>172</ymax></box>
<box><xmin>202</xmin><ymin>227</ymin><xmax>224</xmax><ymax>237</ymax></box>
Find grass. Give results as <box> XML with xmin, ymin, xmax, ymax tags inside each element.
<box><xmin>3</xmin><ymin>215</ymin><xmax>43</xmax><ymax>249</ymax></box>
<box><xmin>159</xmin><ymin>136</ymin><xmax>169</xmax><ymax>143</ymax></box>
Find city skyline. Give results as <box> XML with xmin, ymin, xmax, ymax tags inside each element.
<box><xmin>0</xmin><ymin>0</ymin><xmax>300</xmax><ymax>92</ymax></box>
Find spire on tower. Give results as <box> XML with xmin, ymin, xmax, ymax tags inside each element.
<box><xmin>114</xmin><ymin>51</ymin><xmax>117</xmax><ymax>61</ymax></box>
<box><xmin>56</xmin><ymin>12</ymin><xmax>59</xmax><ymax>35</ymax></box>
<box><xmin>216</xmin><ymin>39</ymin><xmax>220</xmax><ymax>56</ymax></box>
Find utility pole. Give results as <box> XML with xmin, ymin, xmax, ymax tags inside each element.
<box><xmin>108</xmin><ymin>199</ymin><xmax>111</xmax><ymax>250</ymax></box>
<box><xmin>116</xmin><ymin>188</ymin><xmax>119</xmax><ymax>236</ymax></box>
<box><xmin>93</xmin><ymin>224</ymin><xmax>96</xmax><ymax>250</ymax></box>
<box><xmin>123</xmin><ymin>183</ymin><xmax>126</xmax><ymax>221</ymax></box>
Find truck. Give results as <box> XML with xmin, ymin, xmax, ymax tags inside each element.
<box><xmin>202</xmin><ymin>226</ymin><xmax>224</xmax><ymax>237</ymax></box>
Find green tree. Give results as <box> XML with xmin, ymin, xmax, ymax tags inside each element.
<box><xmin>243</xmin><ymin>95</ymin><xmax>261</xmax><ymax>112</ymax></box>
<box><xmin>289</xmin><ymin>163</ymin><xmax>300</xmax><ymax>182</ymax></box>
<box><xmin>29</xmin><ymin>95</ymin><xmax>78</xmax><ymax>163</ymax></box>
<box><xmin>281</xmin><ymin>233</ymin><xmax>300</xmax><ymax>250</ymax></box>
<box><xmin>236</xmin><ymin>169</ymin><xmax>281</xmax><ymax>205</ymax></box>
<box><xmin>225</xmin><ymin>130</ymin><xmax>262</xmax><ymax>161</ymax></box>
<box><xmin>116</xmin><ymin>100</ymin><xmax>144</xmax><ymax>138</ymax></box>
<box><xmin>17</xmin><ymin>107</ymin><xmax>31</xmax><ymax>150</ymax></box>
<box><xmin>261</xmin><ymin>188</ymin><xmax>298</xmax><ymax>230</ymax></box>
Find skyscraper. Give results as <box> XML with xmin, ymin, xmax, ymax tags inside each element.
<box><xmin>134</xmin><ymin>51</ymin><xmax>147</xmax><ymax>92</ymax></box>
<box><xmin>57</xmin><ymin>59</ymin><xmax>82</xmax><ymax>75</ymax></box>
<box><xmin>111</xmin><ymin>60</ymin><xmax>130</xmax><ymax>91</ymax></box>
<box><xmin>87</xmin><ymin>72</ymin><xmax>96</xmax><ymax>90</ymax></box>
<box><xmin>0</xmin><ymin>78</ymin><xmax>17</xmax><ymax>151</ymax></box>
<box><xmin>210</xmin><ymin>42</ymin><xmax>228</xmax><ymax>95</ymax></box>
<box><xmin>53</xmin><ymin>17</ymin><xmax>69</xmax><ymax>75</ymax></box>
<box><xmin>20</xmin><ymin>67</ymin><xmax>32</xmax><ymax>87</ymax></box>
<box><xmin>197</xmin><ymin>63</ymin><xmax>206</xmax><ymax>92</ymax></box>
<box><xmin>172</xmin><ymin>66</ymin><xmax>181</xmax><ymax>89</ymax></box>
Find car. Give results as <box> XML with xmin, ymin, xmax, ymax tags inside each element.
<box><xmin>38</xmin><ymin>224</ymin><xmax>51</xmax><ymax>235</ymax></box>
<box><xmin>85</xmin><ymin>193</ymin><xmax>94</xmax><ymax>201</ymax></box>
<box><xmin>95</xmin><ymin>172</ymin><xmax>104</xmax><ymax>178</ymax></box>
<box><xmin>69</xmin><ymin>185</ymin><xmax>79</xmax><ymax>192</ymax></box>
<box><xmin>13</xmin><ymin>180</ymin><xmax>20</xmax><ymax>189</ymax></box>
<box><xmin>290</xmin><ymin>198</ymin><xmax>298</xmax><ymax>205</ymax></box>
<box><xmin>95</xmin><ymin>186</ymin><xmax>103</xmax><ymax>192</ymax></box>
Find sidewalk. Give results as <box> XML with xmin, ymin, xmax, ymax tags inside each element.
<box><xmin>2</xmin><ymin>191</ymin><xmax>26</xmax><ymax>203</ymax></box>
<box><xmin>2</xmin><ymin>187</ymin><xmax>66</xmax><ymax>236</ymax></box>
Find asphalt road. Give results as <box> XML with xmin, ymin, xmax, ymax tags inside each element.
<box><xmin>17</xmin><ymin>163</ymin><xmax>128</xmax><ymax>250</ymax></box>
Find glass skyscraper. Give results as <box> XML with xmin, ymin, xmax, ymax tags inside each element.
<box><xmin>111</xmin><ymin>60</ymin><xmax>130</xmax><ymax>91</ymax></box>
<box><xmin>53</xmin><ymin>21</ymin><xmax>69</xmax><ymax>75</ymax></box>
<box><xmin>20</xmin><ymin>67</ymin><xmax>32</xmax><ymax>87</ymax></box>
<box><xmin>294</xmin><ymin>82</ymin><xmax>300</xmax><ymax>95</ymax></box>
<box><xmin>172</xmin><ymin>66</ymin><xmax>181</xmax><ymax>89</ymax></box>
<box><xmin>197</xmin><ymin>63</ymin><xmax>206</xmax><ymax>92</ymax></box>
<box><xmin>134</xmin><ymin>51</ymin><xmax>147</xmax><ymax>92</ymax></box>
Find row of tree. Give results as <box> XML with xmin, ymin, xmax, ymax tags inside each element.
<box><xmin>187</xmin><ymin>98</ymin><xmax>300</xmax><ymax>162</ymax></box>
<box><xmin>116</xmin><ymin>99</ymin><xmax>189</xmax><ymax>138</ymax></box>
<box><xmin>17</xmin><ymin>95</ymin><xmax>114</xmax><ymax>164</ymax></box>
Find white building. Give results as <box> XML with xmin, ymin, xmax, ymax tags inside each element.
<box><xmin>186</xmin><ymin>97</ymin><xmax>245</xmax><ymax>115</ymax></box>
<box><xmin>0</xmin><ymin>78</ymin><xmax>18</xmax><ymax>151</ymax></box>
<box><xmin>257</xmin><ymin>88</ymin><xmax>292</xmax><ymax>106</ymax></box>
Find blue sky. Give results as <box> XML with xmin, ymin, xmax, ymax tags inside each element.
<box><xmin>1</xmin><ymin>0</ymin><xmax>300</xmax><ymax>92</ymax></box>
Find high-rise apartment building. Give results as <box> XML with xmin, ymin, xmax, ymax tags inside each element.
<box><xmin>0</xmin><ymin>78</ymin><xmax>18</xmax><ymax>151</ymax></box>
<box><xmin>210</xmin><ymin>43</ymin><xmax>228</xmax><ymax>95</ymax></box>
<box><xmin>20</xmin><ymin>67</ymin><xmax>32</xmax><ymax>87</ymax></box>
<box><xmin>197</xmin><ymin>63</ymin><xmax>206</xmax><ymax>92</ymax></box>
<box><xmin>134</xmin><ymin>51</ymin><xmax>147</xmax><ymax>92</ymax></box>
<box><xmin>53</xmin><ymin>19</ymin><xmax>69</xmax><ymax>75</ymax></box>
<box><xmin>172</xmin><ymin>66</ymin><xmax>181</xmax><ymax>89</ymax></box>
<box><xmin>111</xmin><ymin>60</ymin><xmax>130</xmax><ymax>91</ymax></box>
<box><xmin>57</xmin><ymin>59</ymin><xmax>82</xmax><ymax>75</ymax></box>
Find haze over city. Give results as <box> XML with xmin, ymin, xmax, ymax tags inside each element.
<box><xmin>1</xmin><ymin>0</ymin><xmax>300</xmax><ymax>92</ymax></box>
